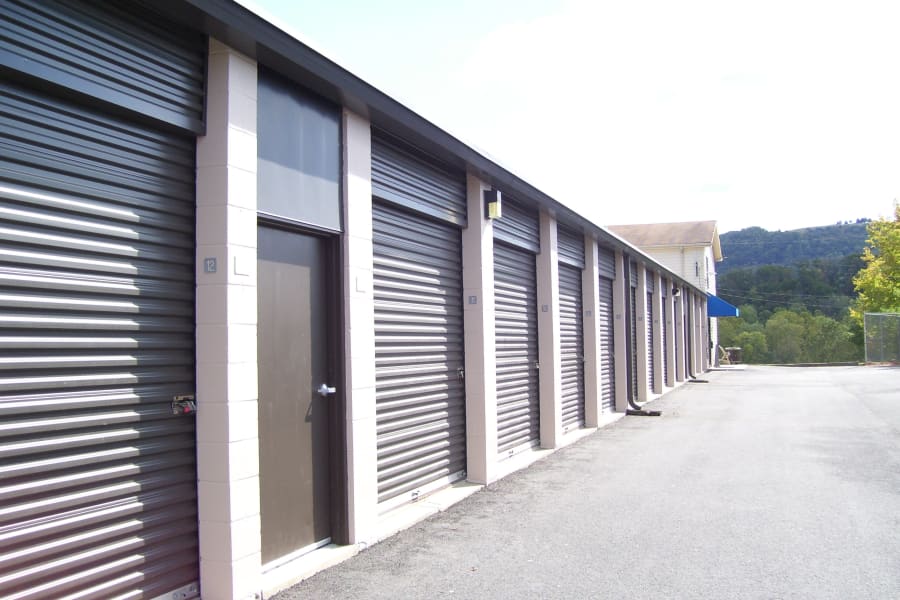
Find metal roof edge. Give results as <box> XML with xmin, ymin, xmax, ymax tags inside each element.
<box><xmin>164</xmin><ymin>0</ymin><xmax>704</xmax><ymax>295</ymax></box>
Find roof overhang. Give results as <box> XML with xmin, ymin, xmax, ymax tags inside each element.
<box><xmin>711</xmin><ymin>225</ymin><xmax>723</xmax><ymax>261</ymax></box>
<box><xmin>150</xmin><ymin>0</ymin><xmax>706</xmax><ymax>296</ymax></box>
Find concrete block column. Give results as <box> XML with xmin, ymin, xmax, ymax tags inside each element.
<box><xmin>612</xmin><ymin>251</ymin><xmax>629</xmax><ymax>412</ymax></box>
<box><xmin>635</xmin><ymin>263</ymin><xmax>650</xmax><ymax>401</ymax></box>
<box><xmin>664</xmin><ymin>278</ymin><xmax>677</xmax><ymax>387</ymax></box>
<box><xmin>582</xmin><ymin>237</ymin><xmax>601</xmax><ymax>427</ymax></box>
<box><xmin>461</xmin><ymin>174</ymin><xmax>498</xmax><ymax>483</ymax></box>
<box><xmin>341</xmin><ymin>109</ymin><xmax>378</xmax><ymax>542</ymax></box>
<box><xmin>195</xmin><ymin>39</ymin><xmax>262</xmax><ymax>600</ymax></box>
<box><xmin>674</xmin><ymin>288</ymin><xmax>686</xmax><ymax>382</ymax></box>
<box><xmin>651</xmin><ymin>271</ymin><xmax>664</xmax><ymax>394</ymax></box>
<box><xmin>536</xmin><ymin>212</ymin><xmax>562</xmax><ymax>447</ymax></box>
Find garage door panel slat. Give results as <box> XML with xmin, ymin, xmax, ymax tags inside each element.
<box><xmin>373</xmin><ymin>200</ymin><xmax>467</xmax><ymax>506</ymax></box>
<box><xmin>494</xmin><ymin>242</ymin><xmax>539</xmax><ymax>456</ymax></box>
<box><xmin>0</xmin><ymin>70</ymin><xmax>198</xmax><ymax>597</ymax></box>
<box><xmin>647</xmin><ymin>291</ymin><xmax>655</xmax><ymax>392</ymax></box>
<box><xmin>598</xmin><ymin>276</ymin><xmax>616</xmax><ymax>412</ymax></box>
<box><xmin>558</xmin><ymin>264</ymin><xmax>585</xmax><ymax>429</ymax></box>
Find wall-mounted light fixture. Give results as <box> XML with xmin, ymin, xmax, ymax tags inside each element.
<box><xmin>672</xmin><ymin>286</ymin><xmax>681</xmax><ymax>297</ymax></box>
<box><xmin>484</xmin><ymin>189</ymin><xmax>502</xmax><ymax>220</ymax></box>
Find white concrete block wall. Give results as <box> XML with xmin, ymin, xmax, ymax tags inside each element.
<box><xmin>341</xmin><ymin>109</ymin><xmax>378</xmax><ymax>543</ymax></box>
<box><xmin>613</xmin><ymin>251</ymin><xmax>629</xmax><ymax>412</ymax></box>
<box><xmin>461</xmin><ymin>175</ymin><xmax>498</xmax><ymax>483</ymax></box>
<box><xmin>536</xmin><ymin>212</ymin><xmax>562</xmax><ymax>447</ymax></box>
<box><xmin>582</xmin><ymin>237</ymin><xmax>601</xmax><ymax>427</ymax></box>
<box><xmin>195</xmin><ymin>39</ymin><xmax>262</xmax><ymax>600</ymax></box>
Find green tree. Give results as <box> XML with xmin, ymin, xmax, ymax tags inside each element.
<box><xmin>852</xmin><ymin>205</ymin><xmax>900</xmax><ymax>322</ymax></box>
<box><xmin>738</xmin><ymin>304</ymin><xmax>758</xmax><ymax>325</ymax></box>
<box><xmin>765</xmin><ymin>310</ymin><xmax>806</xmax><ymax>363</ymax></box>
<box><xmin>733</xmin><ymin>330</ymin><xmax>768</xmax><ymax>363</ymax></box>
<box><xmin>804</xmin><ymin>314</ymin><xmax>858</xmax><ymax>362</ymax></box>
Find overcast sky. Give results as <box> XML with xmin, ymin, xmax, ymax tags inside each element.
<box><xmin>246</xmin><ymin>0</ymin><xmax>900</xmax><ymax>233</ymax></box>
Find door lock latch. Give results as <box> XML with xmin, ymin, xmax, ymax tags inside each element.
<box><xmin>172</xmin><ymin>394</ymin><xmax>196</xmax><ymax>415</ymax></box>
<box><xmin>317</xmin><ymin>383</ymin><xmax>337</xmax><ymax>397</ymax></box>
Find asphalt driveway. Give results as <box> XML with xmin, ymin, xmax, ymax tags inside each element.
<box><xmin>276</xmin><ymin>365</ymin><xmax>900</xmax><ymax>599</ymax></box>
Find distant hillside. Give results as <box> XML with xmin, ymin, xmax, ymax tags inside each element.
<box><xmin>718</xmin><ymin>221</ymin><xmax>869</xmax><ymax>274</ymax></box>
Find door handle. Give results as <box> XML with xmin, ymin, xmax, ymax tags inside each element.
<box><xmin>317</xmin><ymin>383</ymin><xmax>337</xmax><ymax>397</ymax></box>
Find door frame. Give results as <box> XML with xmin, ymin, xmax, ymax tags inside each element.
<box><xmin>257</xmin><ymin>214</ymin><xmax>349</xmax><ymax>547</ymax></box>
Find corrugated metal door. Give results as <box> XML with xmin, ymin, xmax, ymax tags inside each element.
<box><xmin>371</xmin><ymin>130</ymin><xmax>467</xmax><ymax>226</ymax></box>
<box><xmin>674</xmin><ymin>294</ymin><xmax>680</xmax><ymax>377</ymax></box>
<box><xmin>629</xmin><ymin>285</ymin><xmax>639</xmax><ymax>402</ymax></box>
<box><xmin>492</xmin><ymin>196</ymin><xmax>539</xmax><ymax>253</ymax></box>
<box><xmin>558</xmin><ymin>265</ymin><xmax>585</xmax><ymax>430</ymax></box>
<box><xmin>0</xmin><ymin>0</ymin><xmax>205</xmax><ymax>134</ymax></box>
<box><xmin>661</xmin><ymin>288</ymin><xmax>669</xmax><ymax>386</ymax></box>
<box><xmin>598</xmin><ymin>277</ymin><xmax>616</xmax><ymax>412</ymax></box>
<box><xmin>494</xmin><ymin>241</ymin><xmax>539</xmax><ymax>457</ymax></box>
<box><xmin>646</xmin><ymin>291</ymin><xmax>655</xmax><ymax>392</ymax></box>
<box><xmin>0</xmin><ymin>82</ymin><xmax>199</xmax><ymax>598</ymax></box>
<box><xmin>372</xmin><ymin>202</ymin><xmax>466</xmax><ymax>507</ymax></box>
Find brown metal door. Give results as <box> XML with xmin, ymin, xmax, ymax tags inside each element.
<box><xmin>258</xmin><ymin>226</ymin><xmax>333</xmax><ymax>565</ymax></box>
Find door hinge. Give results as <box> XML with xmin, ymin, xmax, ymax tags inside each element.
<box><xmin>457</xmin><ymin>367</ymin><xmax>465</xmax><ymax>381</ymax></box>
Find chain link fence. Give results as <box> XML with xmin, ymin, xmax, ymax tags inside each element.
<box><xmin>864</xmin><ymin>313</ymin><xmax>900</xmax><ymax>363</ymax></box>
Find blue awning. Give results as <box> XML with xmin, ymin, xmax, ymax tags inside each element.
<box><xmin>707</xmin><ymin>293</ymin><xmax>740</xmax><ymax>317</ymax></box>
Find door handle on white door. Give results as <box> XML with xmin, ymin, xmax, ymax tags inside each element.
<box><xmin>317</xmin><ymin>383</ymin><xmax>337</xmax><ymax>397</ymax></box>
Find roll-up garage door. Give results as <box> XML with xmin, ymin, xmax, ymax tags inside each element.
<box><xmin>674</xmin><ymin>294</ymin><xmax>681</xmax><ymax>377</ymax></box>
<box><xmin>629</xmin><ymin>287</ymin><xmax>638</xmax><ymax>400</ymax></box>
<box><xmin>492</xmin><ymin>196</ymin><xmax>539</xmax><ymax>456</ymax></box>
<box><xmin>372</xmin><ymin>130</ymin><xmax>466</xmax><ymax>227</ymax></box>
<box><xmin>598</xmin><ymin>277</ymin><xmax>615</xmax><ymax>412</ymax></box>
<box><xmin>646</xmin><ymin>291</ymin><xmax>655</xmax><ymax>392</ymax></box>
<box><xmin>372</xmin><ymin>201</ymin><xmax>466</xmax><ymax>506</ymax></box>
<box><xmin>372</xmin><ymin>130</ymin><xmax>467</xmax><ymax>507</ymax></box>
<box><xmin>598</xmin><ymin>248</ymin><xmax>615</xmax><ymax>412</ymax></box>
<box><xmin>493</xmin><ymin>196</ymin><xmax>539</xmax><ymax>253</ymax></box>
<box><xmin>628</xmin><ymin>263</ymin><xmax>638</xmax><ymax>400</ymax></box>
<box><xmin>557</xmin><ymin>225</ymin><xmax>584</xmax><ymax>431</ymax></box>
<box><xmin>661</xmin><ymin>288</ymin><xmax>669</xmax><ymax>386</ymax></box>
<box><xmin>646</xmin><ymin>272</ymin><xmax>656</xmax><ymax>393</ymax></box>
<box><xmin>686</xmin><ymin>293</ymin><xmax>694</xmax><ymax>375</ymax></box>
<box><xmin>0</xmin><ymin>82</ymin><xmax>199</xmax><ymax>598</ymax></box>
<box><xmin>558</xmin><ymin>265</ymin><xmax>585</xmax><ymax>429</ymax></box>
<box><xmin>494</xmin><ymin>242</ymin><xmax>539</xmax><ymax>456</ymax></box>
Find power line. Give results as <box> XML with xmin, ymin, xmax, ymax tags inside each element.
<box><xmin>717</xmin><ymin>287</ymin><xmax>853</xmax><ymax>300</ymax></box>
<box><xmin>721</xmin><ymin>237</ymin><xmax>868</xmax><ymax>247</ymax></box>
<box><xmin>717</xmin><ymin>291</ymin><xmax>852</xmax><ymax>310</ymax></box>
